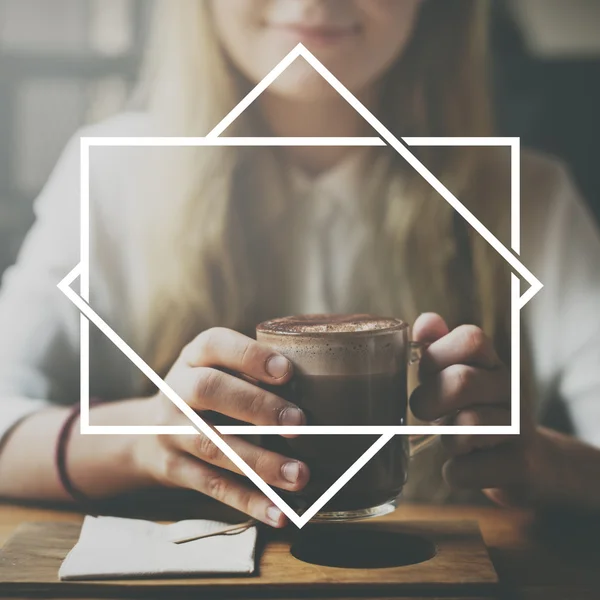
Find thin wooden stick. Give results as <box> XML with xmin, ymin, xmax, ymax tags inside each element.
<box><xmin>170</xmin><ymin>520</ymin><xmax>257</xmax><ymax>545</ymax></box>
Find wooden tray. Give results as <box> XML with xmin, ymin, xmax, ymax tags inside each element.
<box><xmin>0</xmin><ymin>519</ymin><xmax>497</xmax><ymax>597</ymax></box>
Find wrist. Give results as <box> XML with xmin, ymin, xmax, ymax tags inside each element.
<box><xmin>121</xmin><ymin>395</ymin><xmax>169</xmax><ymax>489</ymax></box>
<box><xmin>106</xmin><ymin>396</ymin><xmax>160</xmax><ymax>490</ymax></box>
<box><xmin>527</xmin><ymin>427</ymin><xmax>600</xmax><ymax>512</ymax></box>
<box><xmin>526</xmin><ymin>427</ymin><xmax>561</xmax><ymax>506</ymax></box>
<box><xmin>67</xmin><ymin>397</ymin><xmax>157</xmax><ymax>498</ymax></box>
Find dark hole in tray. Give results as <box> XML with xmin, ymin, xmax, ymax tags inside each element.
<box><xmin>290</xmin><ymin>526</ymin><xmax>436</xmax><ymax>569</ymax></box>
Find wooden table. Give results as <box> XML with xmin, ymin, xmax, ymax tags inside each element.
<box><xmin>0</xmin><ymin>499</ymin><xmax>599</xmax><ymax>599</ymax></box>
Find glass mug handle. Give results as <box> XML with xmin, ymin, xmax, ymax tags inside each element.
<box><xmin>408</xmin><ymin>341</ymin><xmax>448</xmax><ymax>457</ymax></box>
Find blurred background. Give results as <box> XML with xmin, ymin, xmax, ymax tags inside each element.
<box><xmin>0</xmin><ymin>0</ymin><xmax>599</xmax><ymax>277</ymax></box>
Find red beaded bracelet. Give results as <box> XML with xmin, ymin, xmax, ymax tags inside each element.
<box><xmin>55</xmin><ymin>399</ymin><xmax>102</xmax><ymax>511</ymax></box>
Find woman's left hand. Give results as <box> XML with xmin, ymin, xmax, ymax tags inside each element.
<box><xmin>409</xmin><ymin>313</ymin><xmax>544</xmax><ymax>507</ymax></box>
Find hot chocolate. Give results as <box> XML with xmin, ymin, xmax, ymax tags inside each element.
<box><xmin>256</xmin><ymin>314</ymin><xmax>410</xmax><ymax>518</ymax></box>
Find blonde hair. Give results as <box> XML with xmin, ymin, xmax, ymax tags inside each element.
<box><xmin>129</xmin><ymin>0</ymin><xmax>515</xmax><ymax>385</ymax></box>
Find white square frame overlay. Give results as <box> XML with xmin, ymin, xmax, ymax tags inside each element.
<box><xmin>57</xmin><ymin>44</ymin><xmax>543</xmax><ymax>527</ymax></box>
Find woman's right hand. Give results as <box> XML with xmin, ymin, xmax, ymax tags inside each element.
<box><xmin>130</xmin><ymin>327</ymin><xmax>309</xmax><ymax>527</ymax></box>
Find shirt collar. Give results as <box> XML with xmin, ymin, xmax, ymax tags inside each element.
<box><xmin>288</xmin><ymin>148</ymin><xmax>366</xmax><ymax>215</ymax></box>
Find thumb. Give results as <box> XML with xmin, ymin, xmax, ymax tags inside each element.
<box><xmin>412</xmin><ymin>312</ymin><xmax>450</xmax><ymax>344</ymax></box>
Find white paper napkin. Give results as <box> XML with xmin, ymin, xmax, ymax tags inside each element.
<box><xmin>59</xmin><ymin>515</ymin><xmax>258</xmax><ymax>580</ymax></box>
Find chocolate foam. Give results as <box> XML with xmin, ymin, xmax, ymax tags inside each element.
<box><xmin>256</xmin><ymin>315</ymin><xmax>408</xmax><ymax>375</ymax></box>
<box><xmin>257</xmin><ymin>314</ymin><xmax>405</xmax><ymax>335</ymax></box>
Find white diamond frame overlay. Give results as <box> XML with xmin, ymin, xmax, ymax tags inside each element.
<box><xmin>57</xmin><ymin>44</ymin><xmax>543</xmax><ymax>528</ymax></box>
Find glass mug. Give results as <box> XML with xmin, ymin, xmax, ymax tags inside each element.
<box><xmin>256</xmin><ymin>314</ymin><xmax>436</xmax><ymax>522</ymax></box>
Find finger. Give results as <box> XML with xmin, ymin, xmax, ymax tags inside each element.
<box><xmin>410</xmin><ymin>364</ymin><xmax>510</xmax><ymax>421</ymax></box>
<box><xmin>412</xmin><ymin>313</ymin><xmax>450</xmax><ymax>344</ymax></box>
<box><xmin>181</xmin><ymin>327</ymin><xmax>293</xmax><ymax>385</ymax></box>
<box><xmin>441</xmin><ymin>406</ymin><xmax>513</xmax><ymax>456</ymax></box>
<box><xmin>443</xmin><ymin>443</ymin><xmax>527</xmax><ymax>490</ymax></box>
<box><xmin>176</xmin><ymin>432</ymin><xmax>310</xmax><ymax>492</ymax></box>
<box><xmin>173</xmin><ymin>366</ymin><xmax>305</xmax><ymax>426</ymax></box>
<box><xmin>161</xmin><ymin>452</ymin><xmax>287</xmax><ymax>527</ymax></box>
<box><xmin>420</xmin><ymin>325</ymin><xmax>502</xmax><ymax>376</ymax></box>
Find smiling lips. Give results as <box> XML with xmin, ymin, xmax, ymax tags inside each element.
<box><xmin>269</xmin><ymin>23</ymin><xmax>360</xmax><ymax>46</ymax></box>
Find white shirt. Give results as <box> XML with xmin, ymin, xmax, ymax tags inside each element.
<box><xmin>287</xmin><ymin>151</ymin><xmax>376</xmax><ymax>315</ymax></box>
<box><xmin>1</xmin><ymin>112</ymin><xmax>600</xmax><ymax>449</ymax></box>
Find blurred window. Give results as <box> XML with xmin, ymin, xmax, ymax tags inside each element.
<box><xmin>493</xmin><ymin>0</ymin><xmax>600</xmax><ymax>225</ymax></box>
<box><xmin>0</xmin><ymin>0</ymin><xmax>149</xmax><ymax>274</ymax></box>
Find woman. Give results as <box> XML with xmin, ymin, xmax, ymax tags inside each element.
<box><xmin>0</xmin><ymin>0</ymin><xmax>599</xmax><ymax>528</ymax></box>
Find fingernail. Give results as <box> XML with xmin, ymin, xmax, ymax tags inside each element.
<box><xmin>280</xmin><ymin>407</ymin><xmax>305</xmax><ymax>426</ymax></box>
<box><xmin>266</xmin><ymin>505</ymin><xmax>283</xmax><ymax>526</ymax></box>
<box><xmin>282</xmin><ymin>461</ymin><xmax>300</xmax><ymax>484</ymax></box>
<box><xmin>266</xmin><ymin>355</ymin><xmax>290</xmax><ymax>379</ymax></box>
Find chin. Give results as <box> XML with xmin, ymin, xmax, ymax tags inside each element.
<box><xmin>267</xmin><ymin>61</ymin><xmax>359</xmax><ymax>102</ymax></box>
